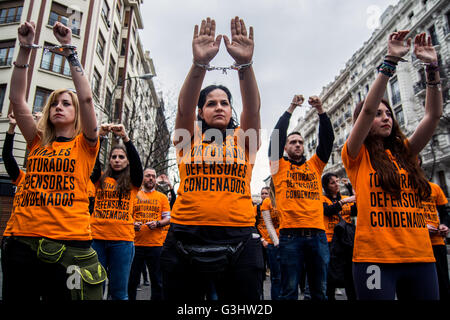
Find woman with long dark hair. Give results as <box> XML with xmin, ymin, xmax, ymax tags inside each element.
<box><xmin>90</xmin><ymin>123</ymin><xmax>143</xmax><ymax>300</ymax></box>
<box><xmin>160</xmin><ymin>16</ymin><xmax>262</xmax><ymax>300</ymax></box>
<box><xmin>2</xmin><ymin>21</ymin><xmax>103</xmax><ymax>300</ymax></box>
<box><xmin>321</xmin><ymin>172</ymin><xmax>356</xmax><ymax>300</ymax></box>
<box><xmin>342</xmin><ymin>31</ymin><xmax>443</xmax><ymax>300</ymax></box>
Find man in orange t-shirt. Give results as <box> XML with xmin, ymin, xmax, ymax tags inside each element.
<box><xmin>269</xmin><ymin>95</ymin><xmax>334</xmax><ymax>300</ymax></box>
<box><xmin>128</xmin><ymin>168</ymin><xmax>170</xmax><ymax>301</ymax></box>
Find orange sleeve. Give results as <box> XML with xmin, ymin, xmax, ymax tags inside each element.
<box><xmin>434</xmin><ymin>184</ymin><xmax>448</xmax><ymax>206</ymax></box>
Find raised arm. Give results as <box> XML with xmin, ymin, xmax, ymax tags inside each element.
<box><xmin>2</xmin><ymin>114</ymin><xmax>20</xmax><ymax>181</ymax></box>
<box><xmin>52</xmin><ymin>22</ymin><xmax>98</xmax><ymax>146</ymax></box>
<box><xmin>223</xmin><ymin>17</ymin><xmax>261</xmax><ymax>135</ymax></box>
<box><xmin>407</xmin><ymin>33</ymin><xmax>442</xmax><ymax>155</ymax></box>
<box><xmin>268</xmin><ymin>95</ymin><xmax>303</xmax><ymax>161</ymax></box>
<box><xmin>309</xmin><ymin>96</ymin><xmax>334</xmax><ymax>163</ymax></box>
<box><xmin>346</xmin><ymin>31</ymin><xmax>411</xmax><ymax>158</ymax></box>
<box><xmin>111</xmin><ymin>124</ymin><xmax>143</xmax><ymax>188</ymax></box>
<box><xmin>175</xmin><ymin>18</ymin><xmax>222</xmax><ymax>139</ymax></box>
<box><xmin>9</xmin><ymin>22</ymin><xmax>38</xmax><ymax>145</ymax></box>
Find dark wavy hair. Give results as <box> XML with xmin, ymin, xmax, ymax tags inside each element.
<box><xmin>99</xmin><ymin>145</ymin><xmax>131</xmax><ymax>196</ymax></box>
<box><xmin>197</xmin><ymin>85</ymin><xmax>239</xmax><ymax>133</ymax></box>
<box><xmin>322</xmin><ymin>172</ymin><xmax>339</xmax><ymax>197</ymax></box>
<box><xmin>353</xmin><ymin>99</ymin><xmax>430</xmax><ymax>200</ymax></box>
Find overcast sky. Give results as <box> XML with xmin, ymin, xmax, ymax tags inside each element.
<box><xmin>139</xmin><ymin>0</ymin><xmax>398</xmax><ymax>194</ymax></box>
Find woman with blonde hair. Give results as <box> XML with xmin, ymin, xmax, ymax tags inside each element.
<box><xmin>1</xmin><ymin>21</ymin><xmax>103</xmax><ymax>300</ymax></box>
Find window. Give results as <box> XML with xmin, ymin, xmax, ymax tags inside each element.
<box><xmin>101</xmin><ymin>0</ymin><xmax>110</xmax><ymax>21</ymax></box>
<box><xmin>446</xmin><ymin>10</ymin><xmax>450</xmax><ymax>35</ymax></box>
<box><xmin>108</xmin><ymin>55</ymin><xmax>116</xmax><ymax>80</ymax></box>
<box><xmin>112</xmin><ymin>25</ymin><xmax>119</xmax><ymax>49</ymax></box>
<box><xmin>394</xmin><ymin>105</ymin><xmax>404</xmax><ymax>126</ymax></box>
<box><xmin>116</xmin><ymin>0</ymin><xmax>122</xmax><ymax>20</ymax></box>
<box><xmin>48</xmin><ymin>2</ymin><xmax>82</xmax><ymax>36</ymax></box>
<box><xmin>105</xmin><ymin>88</ymin><xmax>112</xmax><ymax>112</ymax></box>
<box><xmin>428</xmin><ymin>25</ymin><xmax>438</xmax><ymax>45</ymax></box>
<box><xmin>0</xmin><ymin>1</ymin><xmax>23</xmax><ymax>24</ymax></box>
<box><xmin>96</xmin><ymin>32</ymin><xmax>105</xmax><ymax>59</ymax></box>
<box><xmin>129</xmin><ymin>47</ymin><xmax>135</xmax><ymax>69</ymax></box>
<box><xmin>0</xmin><ymin>84</ymin><xmax>6</xmax><ymax>114</ymax></box>
<box><xmin>124</xmin><ymin>10</ymin><xmax>130</xmax><ymax>27</ymax></box>
<box><xmin>390</xmin><ymin>78</ymin><xmax>401</xmax><ymax>106</ymax></box>
<box><xmin>40</xmin><ymin>42</ymin><xmax>71</xmax><ymax>76</ymax></box>
<box><xmin>120</xmin><ymin>39</ymin><xmax>127</xmax><ymax>56</ymax></box>
<box><xmin>0</xmin><ymin>40</ymin><xmax>15</xmax><ymax>66</ymax></box>
<box><xmin>92</xmin><ymin>68</ymin><xmax>101</xmax><ymax>98</ymax></box>
<box><xmin>33</xmin><ymin>87</ymin><xmax>53</xmax><ymax>113</ymax></box>
<box><xmin>118</xmin><ymin>67</ymin><xmax>124</xmax><ymax>85</ymax></box>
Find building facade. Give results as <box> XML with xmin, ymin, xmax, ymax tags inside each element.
<box><xmin>0</xmin><ymin>0</ymin><xmax>168</xmax><ymax>237</ymax></box>
<box><xmin>294</xmin><ymin>0</ymin><xmax>450</xmax><ymax>198</ymax></box>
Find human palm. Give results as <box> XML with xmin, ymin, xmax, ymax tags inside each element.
<box><xmin>192</xmin><ymin>18</ymin><xmax>221</xmax><ymax>65</ymax></box>
<box><xmin>387</xmin><ymin>30</ymin><xmax>411</xmax><ymax>58</ymax></box>
<box><xmin>414</xmin><ymin>33</ymin><xmax>437</xmax><ymax>63</ymax></box>
<box><xmin>224</xmin><ymin>17</ymin><xmax>254</xmax><ymax>64</ymax></box>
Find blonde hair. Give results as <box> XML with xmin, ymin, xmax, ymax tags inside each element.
<box><xmin>37</xmin><ymin>89</ymin><xmax>81</xmax><ymax>146</ymax></box>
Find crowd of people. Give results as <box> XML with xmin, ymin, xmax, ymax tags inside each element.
<box><xmin>0</xmin><ymin>17</ymin><xmax>449</xmax><ymax>301</ymax></box>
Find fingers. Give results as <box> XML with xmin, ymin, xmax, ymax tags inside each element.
<box><xmin>249</xmin><ymin>26</ymin><xmax>254</xmax><ymax>41</ymax></box>
<box><xmin>193</xmin><ymin>24</ymin><xmax>199</xmax><ymax>39</ymax></box>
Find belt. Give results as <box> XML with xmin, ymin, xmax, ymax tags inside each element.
<box><xmin>280</xmin><ymin>228</ymin><xmax>323</xmax><ymax>237</ymax></box>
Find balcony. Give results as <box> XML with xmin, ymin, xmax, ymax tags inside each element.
<box><xmin>413</xmin><ymin>80</ymin><xmax>426</xmax><ymax>96</ymax></box>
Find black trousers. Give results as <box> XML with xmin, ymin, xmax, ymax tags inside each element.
<box><xmin>160</xmin><ymin>230</ymin><xmax>264</xmax><ymax>301</ymax></box>
<box><xmin>1</xmin><ymin>237</ymin><xmax>71</xmax><ymax>300</ymax></box>
<box><xmin>433</xmin><ymin>245</ymin><xmax>450</xmax><ymax>300</ymax></box>
<box><xmin>128</xmin><ymin>246</ymin><xmax>163</xmax><ymax>300</ymax></box>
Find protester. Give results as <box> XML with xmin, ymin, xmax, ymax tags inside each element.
<box><xmin>2</xmin><ymin>21</ymin><xmax>103</xmax><ymax>300</ymax></box>
<box><xmin>268</xmin><ymin>93</ymin><xmax>334</xmax><ymax>300</ymax></box>
<box><xmin>160</xmin><ymin>16</ymin><xmax>263</xmax><ymax>300</ymax></box>
<box><xmin>321</xmin><ymin>173</ymin><xmax>357</xmax><ymax>300</ymax></box>
<box><xmin>90</xmin><ymin>123</ymin><xmax>143</xmax><ymax>300</ymax></box>
<box><xmin>342</xmin><ymin>31</ymin><xmax>442</xmax><ymax>300</ymax></box>
<box><xmin>128</xmin><ymin>168</ymin><xmax>170</xmax><ymax>300</ymax></box>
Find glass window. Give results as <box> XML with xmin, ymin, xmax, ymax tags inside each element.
<box><xmin>40</xmin><ymin>42</ymin><xmax>71</xmax><ymax>76</ymax></box>
<box><xmin>390</xmin><ymin>78</ymin><xmax>401</xmax><ymax>106</ymax></box>
<box><xmin>0</xmin><ymin>41</ymin><xmax>15</xmax><ymax>66</ymax></box>
<box><xmin>394</xmin><ymin>105</ymin><xmax>404</xmax><ymax>126</ymax></box>
<box><xmin>48</xmin><ymin>2</ymin><xmax>81</xmax><ymax>35</ymax></box>
<box><xmin>33</xmin><ymin>87</ymin><xmax>53</xmax><ymax>113</ymax></box>
<box><xmin>0</xmin><ymin>84</ymin><xmax>6</xmax><ymax>114</ymax></box>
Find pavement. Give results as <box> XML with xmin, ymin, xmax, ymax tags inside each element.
<box><xmin>1</xmin><ymin>246</ymin><xmax>449</xmax><ymax>300</ymax></box>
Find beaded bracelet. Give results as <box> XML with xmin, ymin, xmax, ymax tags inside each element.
<box><xmin>377</xmin><ymin>60</ymin><xmax>396</xmax><ymax>77</ymax></box>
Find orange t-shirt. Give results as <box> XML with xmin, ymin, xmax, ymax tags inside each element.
<box><xmin>259</xmin><ymin>197</ymin><xmax>281</xmax><ymax>244</ymax></box>
<box><xmin>423</xmin><ymin>182</ymin><xmax>448</xmax><ymax>246</ymax></box>
<box><xmin>7</xmin><ymin>134</ymin><xmax>99</xmax><ymax>240</ymax></box>
<box><xmin>342</xmin><ymin>142</ymin><xmax>435</xmax><ymax>263</ymax></box>
<box><xmin>270</xmin><ymin>154</ymin><xmax>326</xmax><ymax>230</ymax></box>
<box><xmin>322</xmin><ymin>195</ymin><xmax>353</xmax><ymax>242</ymax></box>
<box><xmin>171</xmin><ymin>128</ymin><xmax>255</xmax><ymax>226</ymax></box>
<box><xmin>3</xmin><ymin>170</ymin><xmax>26</xmax><ymax>237</ymax></box>
<box><xmin>133</xmin><ymin>190</ymin><xmax>170</xmax><ymax>247</ymax></box>
<box><xmin>90</xmin><ymin>177</ymin><xmax>138</xmax><ymax>241</ymax></box>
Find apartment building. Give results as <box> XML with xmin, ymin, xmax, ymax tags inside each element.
<box><xmin>0</xmin><ymin>0</ymin><xmax>168</xmax><ymax>237</ymax></box>
<box><xmin>294</xmin><ymin>0</ymin><xmax>450</xmax><ymax>197</ymax></box>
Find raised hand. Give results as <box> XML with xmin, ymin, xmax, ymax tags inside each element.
<box><xmin>192</xmin><ymin>17</ymin><xmax>222</xmax><ymax>65</ymax></box>
<box><xmin>308</xmin><ymin>96</ymin><xmax>324</xmax><ymax>113</ymax></box>
<box><xmin>53</xmin><ymin>21</ymin><xmax>72</xmax><ymax>45</ymax></box>
<box><xmin>99</xmin><ymin>123</ymin><xmax>111</xmax><ymax>137</ymax></box>
<box><xmin>111</xmin><ymin>123</ymin><xmax>129</xmax><ymax>141</ymax></box>
<box><xmin>291</xmin><ymin>94</ymin><xmax>304</xmax><ymax>107</ymax></box>
<box><xmin>413</xmin><ymin>33</ymin><xmax>438</xmax><ymax>64</ymax></box>
<box><xmin>223</xmin><ymin>16</ymin><xmax>254</xmax><ymax>64</ymax></box>
<box><xmin>17</xmin><ymin>21</ymin><xmax>36</xmax><ymax>46</ymax></box>
<box><xmin>387</xmin><ymin>30</ymin><xmax>411</xmax><ymax>59</ymax></box>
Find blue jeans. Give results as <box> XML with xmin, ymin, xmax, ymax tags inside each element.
<box><xmin>266</xmin><ymin>244</ymin><xmax>281</xmax><ymax>300</ymax></box>
<box><xmin>279</xmin><ymin>231</ymin><xmax>329</xmax><ymax>300</ymax></box>
<box><xmin>92</xmin><ymin>240</ymin><xmax>134</xmax><ymax>300</ymax></box>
